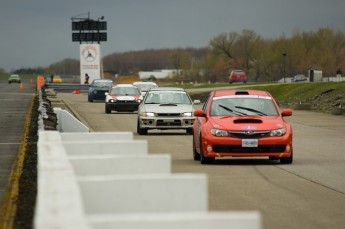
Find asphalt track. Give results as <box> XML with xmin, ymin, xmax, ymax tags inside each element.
<box><xmin>0</xmin><ymin>81</ymin><xmax>345</xmax><ymax>229</ymax></box>
<box><xmin>0</xmin><ymin>79</ymin><xmax>36</xmax><ymax>222</ymax></box>
<box><xmin>56</xmin><ymin>91</ymin><xmax>345</xmax><ymax>229</ymax></box>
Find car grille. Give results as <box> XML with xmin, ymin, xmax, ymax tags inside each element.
<box><xmin>157</xmin><ymin>113</ymin><xmax>182</xmax><ymax>117</ymax></box>
<box><xmin>156</xmin><ymin>120</ymin><xmax>182</xmax><ymax>126</ymax></box>
<box><xmin>228</xmin><ymin>131</ymin><xmax>271</xmax><ymax>139</ymax></box>
<box><xmin>213</xmin><ymin>145</ymin><xmax>286</xmax><ymax>153</ymax></box>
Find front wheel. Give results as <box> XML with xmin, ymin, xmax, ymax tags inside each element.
<box><xmin>280</xmin><ymin>151</ymin><xmax>293</xmax><ymax>164</ymax></box>
<box><xmin>192</xmin><ymin>134</ymin><xmax>200</xmax><ymax>161</ymax></box>
<box><xmin>137</xmin><ymin>118</ymin><xmax>148</xmax><ymax>135</ymax></box>
<box><xmin>105</xmin><ymin>104</ymin><xmax>111</xmax><ymax>114</ymax></box>
<box><xmin>186</xmin><ymin>128</ymin><xmax>193</xmax><ymax>135</ymax></box>
<box><xmin>200</xmin><ymin>135</ymin><xmax>214</xmax><ymax>164</ymax></box>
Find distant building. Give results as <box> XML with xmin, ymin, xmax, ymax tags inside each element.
<box><xmin>138</xmin><ymin>69</ymin><xmax>181</xmax><ymax>80</ymax></box>
<box><xmin>308</xmin><ymin>69</ymin><xmax>323</xmax><ymax>82</ymax></box>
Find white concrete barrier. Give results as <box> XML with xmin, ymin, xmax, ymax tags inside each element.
<box><xmin>88</xmin><ymin>212</ymin><xmax>261</xmax><ymax>229</ymax></box>
<box><xmin>54</xmin><ymin>107</ymin><xmax>89</xmax><ymax>132</ymax></box>
<box><xmin>77</xmin><ymin>174</ymin><xmax>208</xmax><ymax>214</ymax></box>
<box><xmin>61</xmin><ymin>132</ymin><xmax>133</xmax><ymax>142</ymax></box>
<box><xmin>70</xmin><ymin>154</ymin><xmax>171</xmax><ymax>176</ymax></box>
<box><xmin>35</xmin><ymin>131</ymin><xmax>90</xmax><ymax>229</ymax></box>
<box><xmin>63</xmin><ymin>140</ymin><xmax>148</xmax><ymax>156</ymax></box>
<box><xmin>35</xmin><ymin>130</ymin><xmax>261</xmax><ymax>229</ymax></box>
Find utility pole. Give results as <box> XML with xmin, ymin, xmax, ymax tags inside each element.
<box><xmin>282</xmin><ymin>53</ymin><xmax>287</xmax><ymax>83</ymax></box>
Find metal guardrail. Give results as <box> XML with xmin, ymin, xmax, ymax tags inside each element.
<box><xmin>44</xmin><ymin>83</ymin><xmax>89</xmax><ymax>92</ymax></box>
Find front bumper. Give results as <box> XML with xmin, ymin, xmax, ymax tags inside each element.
<box><xmin>201</xmin><ymin>134</ymin><xmax>292</xmax><ymax>158</ymax></box>
<box><xmin>139</xmin><ymin>116</ymin><xmax>195</xmax><ymax>130</ymax></box>
<box><xmin>107</xmin><ymin>101</ymin><xmax>140</xmax><ymax>111</ymax></box>
<box><xmin>91</xmin><ymin>90</ymin><xmax>109</xmax><ymax>100</ymax></box>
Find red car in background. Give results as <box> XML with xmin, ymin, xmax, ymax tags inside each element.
<box><xmin>229</xmin><ymin>70</ymin><xmax>247</xmax><ymax>84</ymax></box>
<box><xmin>192</xmin><ymin>90</ymin><xmax>293</xmax><ymax>164</ymax></box>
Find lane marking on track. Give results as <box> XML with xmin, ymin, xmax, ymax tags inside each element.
<box><xmin>0</xmin><ymin>95</ymin><xmax>35</xmax><ymax>228</ymax></box>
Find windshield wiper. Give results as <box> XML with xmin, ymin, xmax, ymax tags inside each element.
<box><xmin>235</xmin><ymin>106</ymin><xmax>267</xmax><ymax>116</ymax></box>
<box><xmin>160</xmin><ymin>103</ymin><xmax>178</xmax><ymax>106</ymax></box>
<box><xmin>219</xmin><ymin>105</ymin><xmax>247</xmax><ymax>116</ymax></box>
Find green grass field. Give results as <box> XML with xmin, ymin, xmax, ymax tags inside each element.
<box><xmin>1</xmin><ymin>73</ymin><xmax>344</xmax><ymax>112</ymax></box>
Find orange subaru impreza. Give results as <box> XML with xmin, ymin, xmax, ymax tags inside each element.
<box><xmin>192</xmin><ymin>90</ymin><xmax>293</xmax><ymax>164</ymax></box>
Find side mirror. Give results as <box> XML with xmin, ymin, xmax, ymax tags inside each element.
<box><xmin>282</xmin><ymin>109</ymin><xmax>292</xmax><ymax>117</ymax></box>
<box><xmin>193</xmin><ymin>99</ymin><xmax>201</xmax><ymax>104</ymax></box>
<box><xmin>194</xmin><ymin>109</ymin><xmax>205</xmax><ymax>117</ymax></box>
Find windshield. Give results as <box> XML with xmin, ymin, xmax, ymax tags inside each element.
<box><xmin>110</xmin><ymin>87</ymin><xmax>140</xmax><ymax>95</ymax></box>
<box><xmin>144</xmin><ymin>91</ymin><xmax>192</xmax><ymax>105</ymax></box>
<box><xmin>134</xmin><ymin>83</ymin><xmax>158</xmax><ymax>92</ymax></box>
<box><xmin>210</xmin><ymin>96</ymin><xmax>278</xmax><ymax>116</ymax></box>
<box><xmin>93</xmin><ymin>81</ymin><xmax>112</xmax><ymax>88</ymax></box>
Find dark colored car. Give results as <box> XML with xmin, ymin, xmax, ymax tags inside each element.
<box><xmin>105</xmin><ymin>84</ymin><xmax>142</xmax><ymax>113</ymax></box>
<box><xmin>8</xmin><ymin>74</ymin><xmax>21</xmax><ymax>84</ymax></box>
<box><xmin>88</xmin><ymin>79</ymin><xmax>113</xmax><ymax>102</ymax></box>
<box><xmin>229</xmin><ymin>70</ymin><xmax>247</xmax><ymax>84</ymax></box>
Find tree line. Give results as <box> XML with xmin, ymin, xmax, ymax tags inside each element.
<box><xmin>6</xmin><ymin>27</ymin><xmax>345</xmax><ymax>82</ymax></box>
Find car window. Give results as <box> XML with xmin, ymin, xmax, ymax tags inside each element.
<box><xmin>134</xmin><ymin>83</ymin><xmax>158</xmax><ymax>92</ymax></box>
<box><xmin>210</xmin><ymin>96</ymin><xmax>278</xmax><ymax>116</ymax></box>
<box><xmin>93</xmin><ymin>81</ymin><xmax>112</xmax><ymax>87</ymax></box>
<box><xmin>111</xmin><ymin>87</ymin><xmax>140</xmax><ymax>95</ymax></box>
<box><xmin>202</xmin><ymin>94</ymin><xmax>211</xmax><ymax>112</ymax></box>
<box><xmin>144</xmin><ymin>91</ymin><xmax>191</xmax><ymax>104</ymax></box>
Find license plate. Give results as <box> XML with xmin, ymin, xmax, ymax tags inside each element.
<box><xmin>242</xmin><ymin>139</ymin><xmax>258</xmax><ymax>147</ymax></box>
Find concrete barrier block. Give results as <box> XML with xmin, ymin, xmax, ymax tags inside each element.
<box><xmin>70</xmin><ymin>154</ymin><xmax>171</xmax><ymax>176</ymax></box>
<box><xmin>61</xmin><ymin>132</ymin><xmax>133</xmax><ymax>142</ymax></box>
<box><xmin>35</xmin><ymin>131</ymin><xmax>90</xmax><ymax>229</ymax></box>
<box><xmin>88</xmin><ymin>212</ymin><xmax>261</xmax><ymax>229</ymax></box>
<box><xmin>78</xmin><ymin>174</ymin><xmax>208</xmax><ymax>214</ymax></box>
<box><xmin>63</xmin><ymin>140</ymin><xmax>148</xmax><ymax>156</ymax></box>
<box><xmin>54</xmin><ymin>107</ymin><xmax>89</xmax><ymax>132</ymax></box>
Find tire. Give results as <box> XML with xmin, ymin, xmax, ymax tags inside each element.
<box><xmin>192</xmin><ymin>134</ymin><xmax>200</xmax><ymax>161</ymax></box>
<box><xmin>199</xmin><ymin>135</ymin><xmax>214</xmax><ymax>164</ymax></box>
<box><xmin>186</xmin><ymin>127</ymin><xmax>193</xmax><ymax>135</ymax></box>
<box><xmin>137</xmin><ymin>118</ymin><xmax>148</xmax><ymax>135</ymax></box>
<box><xmin>88</xmin><ymin>95</ymin><xmax>93</xmax><ymax>102</ymax></box>
<box><xmin>280</xmin><ymin>151</ymin><xmax>293</xmax><ymax>164</ymax></box>
<box><xmin>105</xmin><ymin>104</ymin><xmax>111</xmax><ymax>114</ymax></box>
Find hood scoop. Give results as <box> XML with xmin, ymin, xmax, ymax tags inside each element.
<box><xmin>234</xmin><ymin>119</ymin><xmax>262</xmax><ymax>124</ymax></box>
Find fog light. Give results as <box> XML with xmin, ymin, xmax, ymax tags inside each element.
<box><xmin>286</xmin><ymin>145</ymin><xmax>291</xmax><ymax>152</ymax></box>
<box><xmin>207</xmin><ymin>145</ymin><xmax>212</xmax><ymax>152</ymax></box>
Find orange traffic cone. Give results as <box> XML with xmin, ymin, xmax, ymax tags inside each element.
<box><xmin>19</xmin><ymin>83</ymin><xmax>24</xmax><ymax>91</ymax></box>
<box><xmin>72</xmin><ymin>90</ymin><xmax>77</xmax><ymax>94</ymax></box>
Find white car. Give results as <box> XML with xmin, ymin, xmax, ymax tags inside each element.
<box><xmin>137</xmin><ymin>87</ymin><xmax>200</xmax><ymax>135</ymax></box>
<box><xmin>105</xmin><ymin>84</ymin><xmax>142</xmax><ymax>113</ymax></box>
<box><xmin>132</xmin><ymin>81</ymin><xmax>158</xmax><ymax>96</ymax></box>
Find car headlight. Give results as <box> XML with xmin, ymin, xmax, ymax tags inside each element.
<box><xmin>136</xmin><ymin>98</ymin><xmax>142</xmax><ymax>103</ymax></box>
<box><xmin>109</xmin><ymin>99</ymin><xmax>115</xmax><ymax>103</ymax></box>
<box><xmin>93</xmin><ymin>91</ymin><xmax>97</xmax><ymax>94</ymax></box>
<box><xmin>141</xmin><ymin>112</ymin><xmax>156</xmax><ymax>117</ymax></box>
<box><xmin>210</xmin><ymin>128</ymin><xmax>229</xmax><ymax>137</ymax></box>
<box><xmin>182</xmin><ymin>112</ymin><xmax>192</xmax><ymax>117</ymax></box>
<box><xmin>270</xmin><ymin>128</ymin><xmax>286</xmax><ymax>136</ymax></box>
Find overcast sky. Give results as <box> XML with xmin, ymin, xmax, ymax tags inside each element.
<box><xmin>1</xmin><ymin>0</ymin><xmax>344</xmax><ymax>72</ymax></box>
